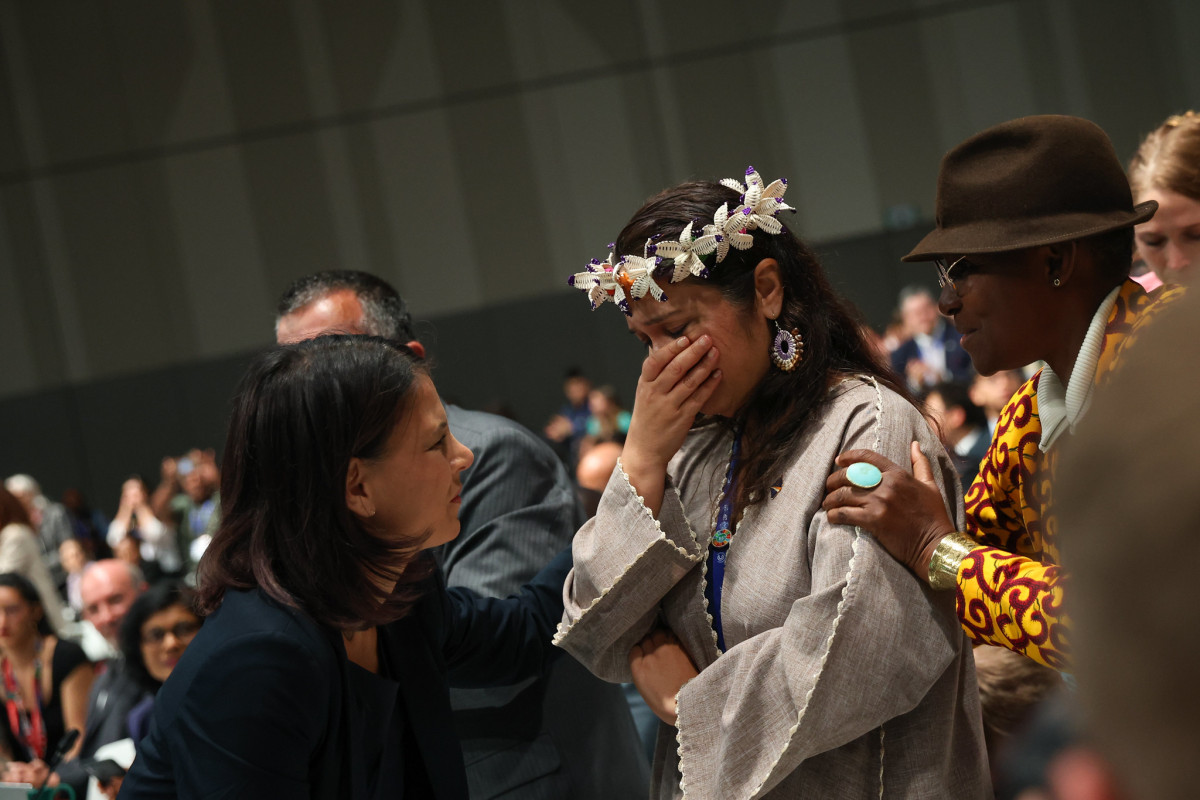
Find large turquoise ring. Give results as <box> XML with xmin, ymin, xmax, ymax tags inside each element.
<box><xmin>846</xmin><ymin>462</ymin><xmax>883</xmax><ymax>489</ymax></box>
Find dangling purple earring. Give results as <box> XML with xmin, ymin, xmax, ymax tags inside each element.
<box><xmin>771</xmin><ymin>319</ymin><xmax>803</xmax><ymax>372</ymax></box>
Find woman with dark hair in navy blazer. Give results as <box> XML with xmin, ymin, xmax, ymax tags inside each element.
<box><xmin>121</xmin><ymin>335</ymin><xmax>569</xmax><ymax>799</ymax></box>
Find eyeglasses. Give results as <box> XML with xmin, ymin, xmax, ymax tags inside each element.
<box><xmin>142</xmin><ymin>619</ymin><xmax>201</xmax><ymax>645</ymax></box>
<box><xmin>933</xmin><ymin>255</ymin><xmax>978</xmax><ymax>295</ymax></box>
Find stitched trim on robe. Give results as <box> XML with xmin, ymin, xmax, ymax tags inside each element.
<box><xmin>553</xmin><ymin>458</ymin><xmax>702</xmax><ymax>646</ymax></box>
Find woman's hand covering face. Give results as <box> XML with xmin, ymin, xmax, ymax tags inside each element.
<box><xmin>821</xmin><ymin>443</ymin><xmax>958</xmax><ymax>580</ymax></box>
<box><xmin>618</xmin><ymin>335</ymin><xmax>722</xmax><ymax>518</ymax></box>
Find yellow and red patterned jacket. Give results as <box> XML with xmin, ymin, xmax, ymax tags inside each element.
<box><xmin>956</xmin><ymin>279</ymin><xmax>1183</xmax><ymax>669</ymax></box>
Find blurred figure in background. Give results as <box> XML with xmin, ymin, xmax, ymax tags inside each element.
<box><xmin>107</xmin><ymin>477</ymin><xmax>180</xmax><ymax>578</ymax></box>
<box><xmin>544</xmin><ymin>368</ymin><xmax>593</xmax><ymax>472</ymax></box>
<box><xmin>1128</xmin><ymin>110</ymin><xmax>1200</xmax><ymax>287</ymax></box>
<box><xmin>968</xmin><ymin>369</ymin><xmax>1026</xmax><ymax>436</ymax></box>
<box><xmin>58</xmin><ymin>539</ymin><xmax>90</xmax><ymax>620</ymax></box>
<box><xmin>0</xmin><ymin>486</ymin><xmax>67</xmax><ymax>631</ymax></box>
<box><xmin>1055</xmin><ymin>291</ymin><xmax>1200</xmax><ymax>799</ymax></box>
<box><xmin>579</xmin><ymin>384</ymin><xmax>631</xmax><ymax>459</ymax></box>
<box><xmin>60</xmin><ymin>489</ymin><xmax>108</xmax><ymax>561</ymax></box>
<box><xmin>889</xmin><ymin>284</ymin><xmax>973</xmax><ymax>391</ymax></box>
<box><xmin>923</xmin><ymin>381</ymin><xmax>991</xmax><ymax>490</ymax></box>
<box><xmin>151</xmin><ymin>451</ymin><xmax>219</xmax><ymax>572</ymax></box>
<box><xmin>4</xmin><ymin>475</ymin><xmax>75</xmax><ymax>588</ymax></box>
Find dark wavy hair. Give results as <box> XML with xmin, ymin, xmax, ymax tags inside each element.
<box><xmin>0</xmin><ymin>573</ymin><xmax>53</xmax><ymax>637</ymax></box>
<box><xmin>119</xmin><ymin>580</ymin><xmax>199</xmax><ymax>692</ymax></box>
<box><xmin>614</xmin><ymin>179</ymin><xmax>912</xmax><ymax>512</ymax></box>
<box><xmin>196</xmin><ymin>335</ymin><xmax>436</xmax><ymax>629</ymax></box>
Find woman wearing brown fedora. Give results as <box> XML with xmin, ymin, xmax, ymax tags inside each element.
<box><xmin>1128</xmin><ymin>110</ymin><xmax>1200</xmax><ymax>286</ymax></box>
<box><xmin>823</xmin><ymin>115</ymin><xmax>1184</xmax><ymax>671</ymax></box>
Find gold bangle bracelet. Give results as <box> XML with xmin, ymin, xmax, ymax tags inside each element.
<box><xmin>927</xmin><ymin>532</ymin><xmax>977</xmax><ymax>591</ymax></box>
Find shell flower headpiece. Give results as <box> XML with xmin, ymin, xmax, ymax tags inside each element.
<box><xmin>568</xmin><ymin>167</ymin><xmax>795</xmax><ymax>315</ymax></box>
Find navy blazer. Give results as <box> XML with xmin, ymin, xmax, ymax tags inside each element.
<box><xmin>120</xmin><ymin>550</ymin><xmax>570</xmax><ymax>799</ymax></box>
<box><xmin>890</xmin><ymin>322</ymin><xmax>974</xmax><ymax>387</ymax></box>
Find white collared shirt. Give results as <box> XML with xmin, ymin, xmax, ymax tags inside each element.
<box><xmin>1037</xmin><ymin>285</ymin><xmax>1121</xmax><ymax>452</ymax></box>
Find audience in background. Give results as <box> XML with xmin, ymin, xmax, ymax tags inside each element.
<box><xmin>1128</xmin><ymin>110</ymin><xmax>1200</xmax><ymax>287</ymax></box>
<box><xmin>60</xmin><ymin>489</ymin><xmax>109</xmax><ymax>561</ymax></box>
<box><xmin>574</xmin><ymin>441</ymin><xmax>623</xmax><ymax>519</ymax></box>
<box><xmin>969</xmin><ymin>369</ymin><xmax>1026</xmax><ymax>436</ymax></box>
<box><xmin>58</xmin><ymin>539</ymin><xmax>90</xmax><ymax>619</ymax></box>
<box><xmin>889</xmin><ymin>284</ymin><xmax>973</xmax><ymax>391</ymax></box>
<box><xmin>544</xmin><ymin>367</ymin><xmax>593</xmax><ymax>471</ymax></box>
<box><xmin>35</xmin><ymin>561</ymin><xmax>152</xmax><ymax>795</ymax></box>
<box><xmin>4</xmin><ymin>475</ymin><xmax>76</xmax><ymax>588</ymax></box>
<box><xmin>580</xmin><ymin>384</ymin><xmax>631</xmax><ymax>455</ymax></box>
<box><xmin>0</xmin><ymin>573</ymin><xmax>93</xmax><ymax>784</ymax></box>
<box><xmin>107</xmin><ymin>477</ymin><xmax>180</xmax><ymax>579</ymax></box>
<box><xmin>117</xmin><ymin>581</ymin><xmax>200</xmax><ymax>743</ymax></box>
<box><xmin>151</xmin><ymin>451</ymin><xmax>219</xmax><ymax>571</ymax></box>
<box><xmin>922</xmin><ymin>381</ymin><xmax>991</xmax><ymax>490</ymax></box>
<box><xmin>0</xmin><ymin>487</ymin><xmax>68</xmax><ymax>631</ymax></box>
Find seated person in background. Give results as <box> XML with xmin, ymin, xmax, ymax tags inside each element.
<box><xmin>117</xmin><ymin>581</ymin><xmax>200</xmax><ymax>742</ymax></box>
<box><xmin>923</xmin><ymin>381</ymin><xmax>990</xmax><ymax>490</ymax></box>
<box><xmin>3</xmin><ymin>560</ymin><xmax>148</xmax><ymax>794</ymax></box>
<box><xmin>0</xmin><ymin>573</ymin><xmax>93</xmax><ymax>784</ymax></box>
<box><xmin>150</xmin><ymin>452</ymin><xmax>220</xmax><ymax>572</ymax></box>
<box><xmin>582</xmin><ymin>385</ymin><xmax>631</xmax><ymax>446</ymax></box>
<box><xmin>58</xmin><ymin>539</ymin><xmax>90</xmax><ymax>619</ymax></box>
<box><xmin>968</xmin><ymin>369</ymin><xmax>1024</xmax><ymax>436</ymax></box>
<box><xmin>4</xmin><ymin>475</ymin><xmax>75</xmax><ymax>588</ymax></box>
<box><xmin>0</xmin><ymin>487</ymin><xmax>68</xmax><ymax>631</ymax></box>
<box><xmin>544</xmin><ymin>368</ymin><xmax>593</xmax><ymax>471</ymax></box>
<box><xmin>113</xmin><ymin>535</ymin><xmax>163</xmax><ymax>586</ymax></box>
<box><xmin>575</xmin><ymin>441</ymin><xmax>623</xmax><ymax>519</ymax></box>
<box><xmin>60</xmin><ymin>489</ymin><xmax>108</xmax><ymax>562</ymax></box>
<box><xmin>107</xmin><ymin>477</ymin><xmax>180</xmax><ymax>577</ymax></box>
<box><xmin>889</xmin><ymin>285</ymin><xmax>973</xmax><ymax>391</ymax></box>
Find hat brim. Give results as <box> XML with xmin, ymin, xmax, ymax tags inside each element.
<box><xmin>901</xmin><ymin>200</ymin><xmax>1157</xmax><ymax>262</ymax></box>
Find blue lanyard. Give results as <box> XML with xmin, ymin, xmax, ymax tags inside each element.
<box><xmin>705</xmin><ymin>430</ymin><xmax>741</xmax><ymax>652</ymax></box>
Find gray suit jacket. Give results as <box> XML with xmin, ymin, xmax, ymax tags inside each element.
<box><xmin>55</xmin><ymin>657</ymin><xmax>145</xmax><ymax>794</ymax></box>
<box><xmin>436</xmin><ymin>406</ymin><xmax>649</xmax><ymax>799</ymax></box>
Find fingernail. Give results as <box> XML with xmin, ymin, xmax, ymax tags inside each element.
<box><xmin>676</xmin><ymin>336</ymin><xmax>689</xmax><ymax>347</ymax></box>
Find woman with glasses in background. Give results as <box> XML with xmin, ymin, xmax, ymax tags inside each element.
<box><xmin>118</xmin><ymin>581</ymin><xmax>201</xmax><ymax>742</ymax></box>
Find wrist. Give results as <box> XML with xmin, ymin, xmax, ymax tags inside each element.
<box><xmin>925</xmin><ymin>531</ymin><xmax>977</xmax><ymax>591</ymax></box>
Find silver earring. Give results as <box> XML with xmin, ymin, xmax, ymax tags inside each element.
<box><xmin>771</xmin><ymin>320</ymin><xmax>803</xmax><ymax>372</ymax></box>
<box><xmin>1053</xmin><ymin>278</ymin><xmax>1061</xmax><ymax>287</ymax></box>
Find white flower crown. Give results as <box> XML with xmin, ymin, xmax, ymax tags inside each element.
<box><xmin>568</xmin><ymin>167</ymin><xmax>795</xmax><ymax>314</ymax></box>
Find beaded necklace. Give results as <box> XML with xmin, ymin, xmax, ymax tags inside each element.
<box><xmin>1</xmin><ymin>639</ymin><xmax>47</xmax><ymax>760</ymax></box>
<box><xmin>703</xmin><ymin>428</ymin><xmax>742</xmax><ymax>652</ymax></box>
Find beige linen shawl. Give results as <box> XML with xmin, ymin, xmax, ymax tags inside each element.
<box><xmin>556</xmin><ymin>378</ymin><xmax>991</xmax><ymax>799</ymax></box>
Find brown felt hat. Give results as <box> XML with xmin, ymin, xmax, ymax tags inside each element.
<box><xmin>903</xmin><ymin>115</ymin><xmax>1157</xmax><ymax>262</ymax></box>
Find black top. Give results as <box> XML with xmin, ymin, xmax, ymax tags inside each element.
<box><xmin>121</xmin><ymin>550</ymin><xmax>570</xmax><ymax>799</ymax></box>
<box><xmin>1</xmin><ymin>638</ymin><xmax>91</xmax><ymax>761</ymax></box>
